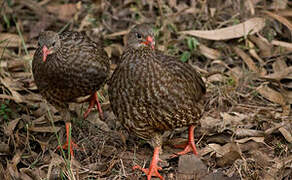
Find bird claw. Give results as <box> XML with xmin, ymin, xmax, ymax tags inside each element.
<box><xmin>133</xmin><ymin>165</ymin><xmax>164</xmax><ymax>180</ymax></box>
<box><xmin>83</xmin><ymin>92</ymin><xmax>104</xmax><ymax>119</ymax></box>
<box><xmin>170</xmin><ymin>141</ymin><xmax>198</xmax><ymax>159</ymax></box>
<box><xmin>57</xmin><ymin>140</ymin><xmax>79</xmax><ymax>158</ymax></box>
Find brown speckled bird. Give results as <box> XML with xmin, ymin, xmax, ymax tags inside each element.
<box><xmin>33</xmin><ymin>31</ymin><xmax>110</xmax><ymax>157</ymax></box>
<box><xmin>109</xmin><ymin>24</ymin><xmax>206</xmax><ymax>180</ymax></box>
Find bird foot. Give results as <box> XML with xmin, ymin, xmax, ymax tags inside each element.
<box><xmin>133</xmin><ymin>164</ymin><xmax>164</xmax><ymax>180</ymax></box>
<box><xmin>57</xmin><ymin>140</ymin><xmax>79</xmax><ymax>158</ymax></box>
<box><xmin>171</xmin><ymin>140</ymin><xmax>198</xmax><ymax>158</ymax></box>
<box><xmin>83</xmin><ymin>92</ymin><xmax>104</xmax><ymax>119</ymax></box>
<box><xmin>133</xmin><ymin>147</ymin><xmax>164</xmax><ymax>180</ymax></box>
<box><xmin>170</xmin><ymin>126</ymin><xmax>198</xmax><ymax>158</ymax></box>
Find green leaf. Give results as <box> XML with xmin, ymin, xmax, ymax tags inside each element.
<box><xmin>186</xmin><ymin>37</ymin><xmax>199</xmax><ymax>51</ymax></box>
<box><xmin>180</xmin><ymin>51</ymin><xmax>191</xmax><ymax>62</ymax></box>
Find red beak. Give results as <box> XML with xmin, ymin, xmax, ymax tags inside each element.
<box><xmin>141</xmin><ymin>36</ymin><xmax>155</xmax><ymax>50</ymax></box>
<box><xmin>42</xmin><ymin>45</ymin><xmax>49</xmax><ymax>62</ymax></box>
<box><xmin>146</xmin><ymin>36</ymin><xmax>155</xmax><ymax>50</ymax></box>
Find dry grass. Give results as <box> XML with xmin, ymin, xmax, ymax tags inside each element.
<box><xmin>0</xmin><ymin>0</ymin><xmax>291</xmax><ymax>179</ymax></box>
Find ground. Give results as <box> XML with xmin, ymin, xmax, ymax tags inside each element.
<box><xmin>0</xmin><ymin>0</ymin><xmax>291</xmax><ymax>179</ymax></box>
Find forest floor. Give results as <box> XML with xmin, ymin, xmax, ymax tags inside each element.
<box><xmin>0</xmin><ymin>0</ymin><xmax>291</xmax><ymax>179</ymax></box>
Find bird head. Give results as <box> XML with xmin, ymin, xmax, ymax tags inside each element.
<box><xmin>126</xmin><ymin>23</ymin><xmax>155</xmax><ymax>50</ymax></box>
<box><xmin>37</xmin><ymin>31</ymin><xmax>61</xmax><ymax>62</ymax></box>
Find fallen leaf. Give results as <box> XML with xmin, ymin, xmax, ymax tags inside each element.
<box><xmin>0</xmin><ymin>77</ymin><xmax>24</xmax><ymax>103</ymax></box>
<box><xmin>0</xmin><ymin>33</ymin><xmax>22</xmax><ymax>48</ymax></box>
<box><xmin>200</xmin><ymin>116</ymin><xmax>221</xmax><ymax>132</ymax></box>
<box><xmin>221</xmin><ymin>112</ymin><xmax>247</xmax><ymax>127</ymax></box>
<box><xmin>4</xmin><ymin>118</ymin><xmax>20</xmax><ymax>136</ymax></box>
<box><xmin>261</xmin><ymin>62</ymin><xmax>292</xmax><ymax>81</ymax></box>
<box><xmin>270</xmin><ymin>40</ymin><xmax>292</xmax><ymax>51</ymax></box>
<box><xmin>104</xmin><ymin>30</ymin><xmax>130</xmax><ymax>39</ymax></box>
<box><xmin>234</xmin><ymin>128</ymin><xmax>264</xmax><ymax>137</ymax></box>
<box><xmin>256</xmin><ymin>85</ymin><xmax>290</xmax><ymax>115</ymax></box>
<box><xmin>177</xmin><ymin>154</ymin><xmax>207</xmax><ymax>179</ymax></box>
<box><xmin>249</xmin><ymin>35</ymin><xmax>273</xmax><ymax>57</ymax></box>
<box><xmin>262</xmin><ymin>11</ymin><xmax>292</xmax><ymax>32</ymax></box>
<box><xmin>198</xmin><ymin>44</ymin><xmax>222</xmax><ymax>59</ymax></box>
<box><xmin>234</xmin><ymin>46</ymin><xmax>264</xmax><ymax>75</ymax></box>
<box><xmin>247</xmin><ymin>39</ymin><xmax>265</xmax><ymax>66</ymax></box>
<box><xmin>28</xmin><ymin>126</ymin><xmax>61</xmax><ymax>133</ymax></box>
<box><xmin>279</xmin><ymin>127</ymin><xmax>292</xmax><ymax>143</ymax></box>
<box><xmin>179</xmin><ymin>17</ymin><xmax>266</xmax><ymax>40</ymax></box>
<box><xmin>104</xmin><ymin>44</ymin><xmax>124</xmax><ymax>58</ymax></box>
<box><xmin>47</xmin><ymin>4</ymin><xmax>78</xmax><ymax>21</ymax></box>
<box><xmin>235</xmin><ymin>137</ymin><xmax>265</xmax><ymax>143</ymax></box>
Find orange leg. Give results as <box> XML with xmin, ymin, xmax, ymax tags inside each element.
<box><xmin>133</xmin><ymin>147</ymin><xmax>164</xmax><ymax>180</ymax></box>
<box><xmin>171</xmin><ymin>126</ymin><xmax>198</xmax><ymax>158</ymax></box>
<box><xmin>83</xmin><ymin>92</ymin><xmax>104</xmax><ymax>119</ymax></box>
<box><xmin>57</xmin><ymin>122</ymin><xmax>78</xmax><ymax>157</ymax></box>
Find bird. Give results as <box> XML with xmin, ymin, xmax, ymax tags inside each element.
<box><xmin>108</xmin><ymin>23</ymin><xmax>206</xmax><ymax>180</ymax></box>
<box><xmin>32</xmin><ymin>30</ymin><xmax>110</xmax><ymax>157</ymax></box>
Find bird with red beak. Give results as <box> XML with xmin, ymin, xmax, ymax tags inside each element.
<box><xmin>37</xmin><ymin>31</ymin><xmax>60</xmax><ymax>62</ymax></box>
<box><xmin>32</xmin><ymin>31</ymin><xmax>110</xmax><ymax>157</ymax></box>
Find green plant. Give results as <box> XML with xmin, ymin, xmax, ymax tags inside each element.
<box><xmin>180</xmin><ymin>36</ymin><xmax>199</xmax><ymax>62</ymax></box>
<box><xmin>0</xmin><ymin>101</ymin><xmax>12</xmax><ymax>120</ymax></box>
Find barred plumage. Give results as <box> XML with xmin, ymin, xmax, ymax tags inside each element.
<box><xmin>109</xmin><ymin>42</ymin><xmax>205</xmax><ymax>145</ymax></box>
<box><xmin>32</xmin><ymin>31</ymin><xmax>110</xmax><ymax>156</ymax></box>
<box><xmin>33</xmin><ymin>31</ymin><xmax>109</xmax><ymax>109</ymax></box>
<box><xmin>109</xmin><ymin>23</ymin><xmax>206</xmax><ymax>179</ymax></box>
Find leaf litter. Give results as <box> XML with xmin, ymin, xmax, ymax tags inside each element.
<box><xmin>0</xmin><ymin>0</ymin><xmax>291</xmax><ymax>179</ymax></box>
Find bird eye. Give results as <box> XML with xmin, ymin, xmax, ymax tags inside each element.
<box><xmin>52</xmin><ymin>41</ymin><xmax>56</xmax><ymax>47</ymax></box>
<box><xmin>136</xmin><ymin>33</ymin><xmax>142</xmax><ymax>39</ymax></box>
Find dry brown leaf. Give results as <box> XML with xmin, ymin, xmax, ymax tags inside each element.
<box><xmin>47</xmin><ymin>152</ymin><xmax>66</xmax><ymax>180</ymax></box>
<box><xmin>235</xmin><ymin>128</ymin><xmax>265</xmax><ymax>137</ymax></box>
<box><xmin>0</xmin><ymin>143</ymin><xmax>10</xmax><ymax>153</ymax></box>
<box><xmin>270</xmin><ymin>0</ymin><xmax>288</xmax><ymax>10</ymax></box>
<box><xmin>245</xmin><ymin>0</ymin><xmax>255</xmax><ymax>15</ymax></box>
<box><xmin>235</xmin><ymin>137</ymin><xmax>265</xmax><ymax>143</ymax></box>
<box><xmin>104</xmin><ymin>30</ymin><xmax>130</xmax><ymax>39</ymax></box>
<box><xmin>284</xmin><ymin>90</ymin><xmax>292</xmax><ymax>104</ymax></box>
<box><xmin>256</xmin><ymin>85</ymin><xmax>290</xmax><ymax>115</ymax></box>
<box><xmin>4</xmin><ymin>118</ymin><xmax>20</xmax><ymax>136</ymax></box>
<box><xmin>198</xmin><ymin>44</ymin><xmax>222</xmax><ymax>59</ymax></box>
<box><xmin>199</xmin><ymin>145</ymin><xmax>215</xmax><ymax>156</ymax></box>
<box><xmin>261</xmin><ymin>61</ymin><xmax>292</xmax><ymax>81</ymax></box>
<box><xmin>271</xmin><ymin>40</ymin><xmax>292</xmax><ymax>50</ymax></box>
<box><xmin>0</xmin><ymin>47</ymin><xmax>16</xmax><ymax>59</ymax></box>
<box><xmin>200</xmin><ymin>116</ymin><xmax>221</xmax><ymax>132</ymax></box>
<box><xmin>179</xmin><ymin>17</ymin><xmax>266</xmax><ymax>40</ymax></box>
<box><xmin>20</xmin><ymin>167</ymin><xmax>47</xmax><ymax>180</ymax></box>
<box><xmin>207</xmin><ymin>74</ymin><xmax>225</xmax><ymax>83</ymax></box>
<box><xmin>221</xmin><ymin>112</ymin><xmax>247</xmax><ymax>127</ymax></box>
<box><xmin>209</xmin><ymin>143</ymin><xmax>241</xmax><ymax>167</ymax></box>
<box><xmin>47</xmin><ymin>4</ymin><xmax>78</xmax><ymax>21</ymax></box>
<box><xmin>0</xmin><ymin>33</ymin><xmax>22</xmax><ymax>48</ymax></box>
<box><xmin>0</xmin><ymin>75</ymin><xmax>37</xmax><ymax>104</ymax></box>
<box><xmin>7</xmin><ymin>150</ymin><xmax>23</xmax><ymax>179</ymax></box>
<box><xmin>35</xmin><ymin>139</ymin><xmax>49</xmax><ymax>152</ymax></box>
<box><xmin>273</xmin><ymin>58</ymin><xmax>288</xmax><ymax>72</ymax></box>
<box><xmin>78</xmin><ymin>14</ymin><xmax>94</xmax><ymax>31</ymax></box>
<box><xmin>28</xmin><ymin>126</ymin><xmax>61</xmax><ymax>133</ymax></box>
<box><xmin>247</xmin><ymin>39</ymin><xmax>265</xmax><ymax>65</ymax></box>
<box><xmin>249</xmin><ymin>35</ymin><xmax>273</xmax><ymax>57</ymax></box>
<box><xmin>234</xmin><ymin>46</ymin><xmax>265</xmax><ymax>75</ymax></box>
<box><xmin>104</xmin><ymin>44</ymin><xmax>124</xmax><ymax>58</ymax></box>
<box><xmin>262</xmin><ymin>11</ymin><xmax>292</xmax><ymax>33</ymax></box>
<box><xmin>279</xmin><ymin>127</ymin><xmax>292</xmax><ymax>143</ymax></box>
<box><xmin>226</xmin><ymin>66</ymin><xmax>244</xmax><ymax>86</ymax></box>
<box><xmin>277</xmin><ymin>9</ymin><xmax>292</xmax><ymax>17</ymax></box>
<box><xmin>208</xmin><ymin>143</ymin><xmax>225</xmax><ymax>157</ymax></box>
